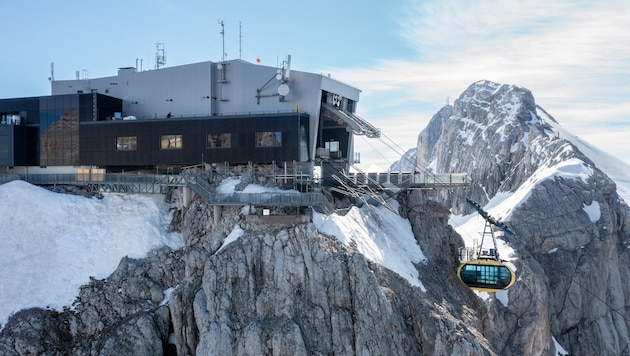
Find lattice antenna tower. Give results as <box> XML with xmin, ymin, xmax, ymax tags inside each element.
<box><xmin>155</xmin><ymin>43</ymin><xmax>166</xmax><ymax>69</ymax></box>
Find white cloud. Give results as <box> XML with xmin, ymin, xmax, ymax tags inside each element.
<box><xmin>341</xmin><ymin>0</ymin><xmax>630</xmax><ymax>168</ymax></box>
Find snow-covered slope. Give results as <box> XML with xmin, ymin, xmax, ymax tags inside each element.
<box><xmin>313</xmin><ymin>203</ymin><xmax>427</xmax><ymax>291</ymax></box>
<box><xmin>537</xmin><ymin>106</ymin><xmax>630</xmax><ymax>204</ymax></box>
<box><xmin>0</xmin><ymin>181</ymin><xmax>183</xmax><ymax>328</ymax></box>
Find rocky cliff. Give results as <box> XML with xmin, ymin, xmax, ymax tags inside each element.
<box><xmin>0</xmin><ymin>188</ymin><xmax>503</xmax><ymax>355</ymax></box>
<box><xmin>413</xmin><ymin>80</ymin><xmax>630</xmax><ymax>355</ymax></box>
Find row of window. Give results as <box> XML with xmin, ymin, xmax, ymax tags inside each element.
<box><xmin>115</xmin><ymin>131</ymin><xmax>283</xmax><ymax>151</ymax></box>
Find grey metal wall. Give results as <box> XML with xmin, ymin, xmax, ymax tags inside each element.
<box><xmin>51</xmin><ymin>59</ymin><xmax>362</xmax><ymax>162</ymax></box>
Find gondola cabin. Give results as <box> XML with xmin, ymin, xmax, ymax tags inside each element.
<box><xmin>457</xmin><ymin>258</ymin><xmax>516</xmax><ymax>293</ymax></box>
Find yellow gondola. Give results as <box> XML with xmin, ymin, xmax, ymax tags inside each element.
<box><xmin>457</xmin><ymin>258</ymin><xmax>516</xmax><ymax>293</ymax></box>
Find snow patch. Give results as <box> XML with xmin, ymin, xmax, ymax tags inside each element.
<box><xmin>582</xmin><ymin>201</ymin><xmax>601</xmax><ymax>223</ymax></box>
<box><xmin>216</xmin><ymin>225</ymin><xmax>245</xmax><ymax>254</ymax></box>
<box><xmin>553</xmin><ymin>336</ymin><xmax>569</xmax><ymax>355</ymax></box>
<box><xmin>160</xmin><ymin>286</ymin><xmax>177</xmax><ymax>306</ymax></box>
<box><xmin>313</xmin><ymin>203</ymin><xmax>427</xmax><ymax>291</ymax></box>
<box><xmin>495</xmin><ymin>290</ymin><xmax>509</xmax><ymax>307</ymax></box>
<box><xmin>0</xmin><ymin>180</ymin><xmax>183</xmax><ymax>328</ymax></box>
<box><xmin>217</xmin><ymin>177</ymin><xmax>241</xmax><ymax>193</ymax></box>
<box><xmin>217</xmin><ymin>177</ymin><xmax>300</xmax><ymax>194</ymax></box>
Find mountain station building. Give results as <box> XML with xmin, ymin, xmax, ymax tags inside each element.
<box><xmin>0</xmin><ymin>58</ymin><xmax>380</xmax><ymax>180</ymax></box>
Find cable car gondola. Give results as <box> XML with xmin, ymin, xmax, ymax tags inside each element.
<box><xmin>457</xmin><ymin>258</ymin><xmax>516</xmax><ymax>292</ymax></box>
<box><xmin>457</xmin><ymin>200</ymin><xmax>517</xmax><ymax>292</ymax></box>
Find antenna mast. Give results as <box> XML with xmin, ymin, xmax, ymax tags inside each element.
<box><xmin>218</xmin><ymin>20</ymin><xmax>226</xmax><ymax>62</ymax></box>
<box><xmin>49</xmin><ymin>62</ymin><xmax>55</xmax><ymax>82</ymax></box>
<box><xmin>239</xmin><ymin>21</ymin><xmax>242</xmax><ymax>59</ymax></box>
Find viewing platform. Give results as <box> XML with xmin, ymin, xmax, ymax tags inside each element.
<box><xmin>344</xmin><ymin>172</ymin><xmax>469</xmax><ymax>191</ymax></box>
<box><xmin>1</xmin><ymin>172</ymin><xmax>187</xmax><ymax>194</ymax></box>
<box><xmin>0</xmin><ymin>169</ymin><xmax>466</xmax><ymax>215</ymax></box>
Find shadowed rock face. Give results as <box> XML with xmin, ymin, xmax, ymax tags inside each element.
<box><xmin>413</xmin><ymin>80</ymin><xmax>630</xmax><ymax>355</ymax></box>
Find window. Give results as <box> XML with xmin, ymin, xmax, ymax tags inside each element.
<box><xmin>207</xmin><ymin>133</ymin><xmax>231</xmax><ymax>148</ymax></box>
<box><xmin>116</xmin><ymin>136</ymin><xmax>137</xmax><ymax>151</ymax></box>
<box><xmin>255</xmin><ymin>131</ymin><xmax>282</xmax><ymax>147</ymax></box>
<box><xmin>160</xmin><ymin>134</ymin><xmax>182</xmax><ymax>149</ymax></box>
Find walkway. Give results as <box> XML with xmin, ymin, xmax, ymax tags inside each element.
<box><xmin>183</xmin><ymin>174</ymin><xmax>334</xmax><ymax>214</ymax></box>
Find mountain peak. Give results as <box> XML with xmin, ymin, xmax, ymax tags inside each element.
<box><xmin>414</xmin><ymin>80</ymin><xmax>600</xmax><ymax>211</ymax></box>
<box><xmin>412</xmin><ymin>80</ymin><xmax>630</xmax><ymax>355</ymax></box>
<box><xmin>454</xmin><ymin>80</ymin><xmax>538</xmax><ymax>127</ymax></box>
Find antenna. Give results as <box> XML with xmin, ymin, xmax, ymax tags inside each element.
<box><xmin>218</xmin><ymin>20</ymin><xmax>226</xmax><ymax>62</ymax></box>
<box><xmin>48</xmin><ymin>62</ymin><xmax>54</xmax><ymax>82</ymax></box>
<box><xmin>239</xmin><ymin>21</ymin><xmax>242</xmax><ymax>59</ymax></box>
<box><xmin>155</xmin><ymin>43</ymin><xmax>166</xmax><ymax>69</ymax></box>
<box><xmin>285</xmin><ymin>54</ymin><xmax>291</xmax><ymax>80</ymax></box>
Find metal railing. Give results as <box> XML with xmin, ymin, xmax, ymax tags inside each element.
<box><xmin>184</xmin><ymin>174</ymin><xmax>333</xmax><ymax>213</ymax></box>
<box><xmin>10</xmin><ymin>173</ymin><xmax>186</xmax><ymax>194</ymax></box>
<box><xmin>0</xmin><ymin>174</ymin><xmax>20</xmax><ymax>185</ymax></box>
<box><xmin>346</xmin><ymin>172</ymin><xmax>469</xmax><ymax>188</ymax></box>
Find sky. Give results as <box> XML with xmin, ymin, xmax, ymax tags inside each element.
<box><xmin>1</xmin><ymin>0</ymin><xmax>629</xmax><ymax>170</ymax></box>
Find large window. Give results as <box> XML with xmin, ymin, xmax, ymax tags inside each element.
<box><xmin>116</xmin><ymin>136</ymin><xmax>137</xmax><ymax>151</ymax></box>
<box><xmin>207</xmin><ymin>133</ymin><xmax>231</xmax><ymax>148</ymax></box>
<box><xmin>160</xmin><ymin>134</ymin><xmax>182</xmax><ymax>149</ymax></box>
<box><xmin>255</xmin><ymin>131</ymin><xmax>282</xmax><ymax>147</ymax></box>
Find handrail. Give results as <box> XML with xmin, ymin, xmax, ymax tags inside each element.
<box><xmin>346</xmin><ymin>172</ymin><xmax>468</xmax><ymax>187</ymax></box>
<box><xmin>18</xmin><ymin>173</ymin><xmax>187</xmax><ymax>187</ymax></box>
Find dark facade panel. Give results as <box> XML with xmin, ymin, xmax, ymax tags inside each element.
<box><xmin>79</xmin><ymin>94</ymin><xmax>94</xmax><ymax>121</ymax></box>
<box><xmin>0</xmin><ymin>97</ymin><xmax>40</xmax><ymax>125</ymax></box>
<box><xmin>1</xmin><ymin>93</ymin><xmax>308</xmax><ymax>169</ymax></box>
<box><xmin>14</xmin><ymin>125</ymin><xmax>38</xmax><ymax>166</ymax></box>
<box><xmin>92</xmin><ymin>94</ymin><xmax>122</xmax><ymax>121</ymax></box>
<box><xmin>79</xmin><ymin>114</ymin><xmax>309</xmax><ymax>167</ymax></box>
<box><xmin>0</xmin><ymin>125</ymin><xmax>12</xmax><ymax>166</ymax></box>
<box><xmin>0</xmin><ymin>125</ymin><xmax>36</xmax><ymax>166</ymax></box>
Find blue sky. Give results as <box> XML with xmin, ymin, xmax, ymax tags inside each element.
<box><xmin>2</xmin><ymin>0</ymin><xmax>629</xmax><ymax>169</ymax></box>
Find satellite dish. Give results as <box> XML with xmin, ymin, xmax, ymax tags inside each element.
<box><xmin>278</xmin><ymin>84</ymin><xmax>290</xmax><ymax>96</ymax></box>
<box><xmin>276</xmin><ymin>73</ymin><xmax>283</xmax><ymax>81</ymax></box>
<box><xmin>217</xmin><ymin>63</ymin><xmax>223</xmax><ymax>70</ymax></box>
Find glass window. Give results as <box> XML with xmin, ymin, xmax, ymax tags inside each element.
<box><xmin>160</xmin><ymin>134</ymin><xmax>182</xmax><ymax>149</ymax></box>
<box><xmin>116</xmin><ymin>136</ymin><xmax>137</xmax><ymax>151</ymax></box>
<box><xmin>207</xmin><ymin>133</ymin><xmax>231</xmax><ymax>148</ymax></box>
<box><xmin>255</xmin><ymin>131</ymin><xmax>282</xmax><ymax>147</ymax></box>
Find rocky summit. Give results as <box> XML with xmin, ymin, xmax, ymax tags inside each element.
<box><xmin>1</xmin><ymin>80</ymin><xmax>629</xmax><ymax>355</ymax></box>
<box><xmin>415</xmin><ymin>80</ymin><xmax>630</xmax><ymax>355</ymax></box>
